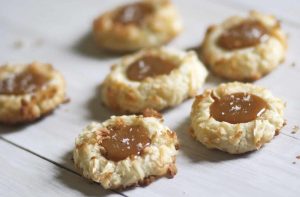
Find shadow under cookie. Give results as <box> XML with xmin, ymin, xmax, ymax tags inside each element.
<box><xmin>85</xmin><ymin>84</ymin><xmax>115</xmax><ymax>122</ymax></box>
<box><xmin>55</xmin><ymin>151</ymin><xmax>122</xmax><ymax>196</ymax></box>
<box><xmin>71</xmin><ymin>31</ymin><xmax>122</xmax><ymax>60</ymax></box>
<box><xmin>0</xmin><ymin>112</ymin><xmax>55</xmax><ymax>134</ymax></box>
<box><xmin>174</xmin><ymin>116</ymin><xmax>253</xmax><ymax>163</ymax></box>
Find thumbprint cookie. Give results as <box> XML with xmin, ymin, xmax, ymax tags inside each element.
<box><xmin>0</xmin><ymin>62</ymin><xmax>66</xmax><ymax>124</ymax></box>
<box><xmin>101</xmin><ymin>47</ymin><xmax>208</xmax><ymax>113</ymax></box>
<box><xmin>73</xmin><ymin>110</ymin><xmax>179</xmax><ymax>189</ymax></box>
<box><xmin>190</xmin><ymin>82</ymin><xmax>285</xmax><ymax>154</ymax></box>
<box><xmin>201</xmin><ymin>11</ymin><xmax>287</xmax><ymax>81</ymax></box>
<box><xmin>93</xmin><ymin>0</ymin><xmax>182</xmax><ymax>52</ymax></box>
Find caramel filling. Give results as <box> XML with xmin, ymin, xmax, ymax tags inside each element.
<box><xmin>126</xmin><ymin>55</ymin><xmax>176</xmax><ymax>81</ymax></box>
<box><xmin>210</xmin><ymin>92</ymin><xmax>267</xmax><ymax>124</ymax></box>
<box><xmin>217</xmin><ymin>20</ymin><xmax>269</xmax><ymax>50</ymax></box>
<box><xmin>101</xmin><ymin>124</ymin><xmax>151</xmax><ymax>162</ymax></box>
<box><xmin>114</xmin><ymin>2</ymin><xmax>153</xmax><ymax>25</ymax></box>
<box><xmin>0</xmin><ymin>66</ymin><xmax>49</xmax><ymax>95</ymax></box>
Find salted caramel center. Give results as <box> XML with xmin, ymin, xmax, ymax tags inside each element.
<box><xmin>210</xmin><ymin>92</ymin><xmax>267</xmax><ymax>124</ymax></box>
<box><xmin>101</xmin><ymin>124</ymin><xmax>151</xmax><ymax>162</ymax></box>
<box><xmin>126</xmin><ymin>55</ymin><xmax>176</xmax><ymax>81</ymax></box>
<box><xmin>0</xmin><ymin>66</ymin><xmax>49</xmax><ymax>95</ymax></box>
<box><xmin>218</xmin><ymin>20</ymin><xmax>269</xmax><ymax>50</ymax></box>
<box><xmin>114</xmin><ymin>2</ymin><xmax>153</xmax><ymax>25</ymax></box>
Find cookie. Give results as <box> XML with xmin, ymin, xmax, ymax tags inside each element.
<box><xmin>0</xmin><ymin>62</ymin><xmax>66</xmax><ymax>124</ymax></box>
<box><xmin>93</xmin><ymin>0</ymin><xmax>182</xmax><ymax>52</ymax></box>
<box><xmin>73</xmin><ymin>111</ymin><xmax>179</xmax><ymax>189</ymax></box>
<box><xmin>201</xmin><ymin>11</ymin><xmax>287</xmax><ymax>81</ymax></box>
<box><xmin>101</xmin><ymin>47</ymin><xmax>208</xmax><ymax>113</ymax></box>
<box><xmin>190</xmin><ymin>82</ymin><xmax>285</xmax><ymax>154</ymax></box>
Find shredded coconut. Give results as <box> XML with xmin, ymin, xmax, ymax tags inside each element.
<box><xmin>121</xmin><ymin>6</ymin><xmax>136</xmax><ymax>23</ymax></box>
<box><xmin>136</xmin><ymin>142</ymin><xmax>143</xmax><ymax>150</ymax></box>
<box><xmin>243</xmin><ymin>94</ymin><xmax>251</xmax><ymax>101</ymax></box>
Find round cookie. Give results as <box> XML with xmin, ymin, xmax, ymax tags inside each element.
<box><xmin>101</xmin><ymin>47</ymin><xmax>208</xmax><ymax>113</ymax></box>
<box><xmin>0</xmin><ymin>62</ymin><xmax>66</xmax><ymax>124</ymax></box>
<box><xmin>190</xmin><ymin>82</ymin><xmax>285</xmax><ymax>154</ymax></box>
<box><xmin>73</xmin><ymin>110</ymin><xmax>179</xmax><ymax>189</ymax></box>
<box><xmin>201</xmin><ymin>11</ymin><xmax>287</xmax><ymax>81</ymax></box>
<box><xmin>93</xmin><ymin>0</ymin><xmax>182</xmax><ymax>52</ymax></box>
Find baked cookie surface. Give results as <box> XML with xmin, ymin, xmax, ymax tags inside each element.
<box><xmin>73</xmin><ymin>111</ymin><xmax>178</xmax><ymax>189</ymax></box>
<box><xmin>190</xmin><ymin>82</ymin><xmax>285</xmax><ymax>154</ymax></box>
<box><xmin>201</xmin><ymin>11</ymin><xmax>287</xmax><ymax>81</ymax></box>
<box><xmin>101</xmin><ymin>47</ymin><xmax>208</xmax><ymax>113</ymax></box>
<box><xmin>93</xmin><ymin>0</ymin><xmax>182</xmax><ymax>52</ymax></box>
<box><xmin>0</xmin><ymin>62</ymin><xmax>66</xmax><ymax>124</ymax></box>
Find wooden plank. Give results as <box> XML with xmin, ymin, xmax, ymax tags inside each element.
<box><xmin>0</xmin><ymin>139</ymin><xmax>120</xmax><ymax>197</ymax></box>
<box><xmin>212</xmin><ymin>0</ymin><xmax>300</xmax><ymax>26</ymax></box>
<box><xmin>0</xmin><ymin>0</ymin><xmax>299</xmax><ymax>196</ymax></box>
<box><xmin>122</xmin><ymin>133</ymin><xmax>300</xmax><ymax>197</ymax></box>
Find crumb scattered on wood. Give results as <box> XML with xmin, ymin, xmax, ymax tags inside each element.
<box><xmin>13</xmin><ymin>40</ymin><xmax>24</xmax><ymax>49</ymax></box>
<box><xmin>291</xmin><ymin>62</ymin><xmax>296</xmax><ymax>67</ymax></box>
<box><xmin>63</xmin><ymin>97</ymin><xmax>71</xmax><ymax>104</ymax></box>
<box><xmin>35</xmin><ymin>38</ymin><xmax>44</xmax><ymax>47</ymax></box>
<box><xmin>291</xmin><ymin>125</ymin><xmax>299</xmax><ymax>134</ymax></box>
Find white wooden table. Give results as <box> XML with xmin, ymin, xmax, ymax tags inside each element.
<box><xmin>0</xmin><ymin>0</ymin><xmax>299</xmax><ymax>196</ymax></box>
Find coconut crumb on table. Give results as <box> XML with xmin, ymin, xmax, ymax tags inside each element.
<box><xmin>35</xmin><ymin>38</ymin><xmax>44</xmax><ymax>47</ymax></box>
<box><xmin>12</xmin><ymin>40</ymin><xmax>24</xmax><ymax>49</ymax></box>
<box><xmin>290</xmin><ymin>62</ymin><xmax>296</xmax><ymax>67</ymax></box>
<box><xmin>291</xmin><ymin>125</ymin><xmax>299</xmax><ymax>134</ymax></box>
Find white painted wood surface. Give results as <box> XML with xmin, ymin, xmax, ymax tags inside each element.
<box><xmin>0</xmin><ymin>140</ymin><xmax>119</xmax><ymax>197</ymax></box>
<box><xmin>0</xmin><ymin>0</ymin><xmax>299</xmax><ymax>196</ymax></box>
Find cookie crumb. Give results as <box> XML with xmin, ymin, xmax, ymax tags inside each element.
<box><xmin>292</xmin><ymin>161</ymin><xmax>296</xmax><ymax>164</ymax></box>
<box><xmin>291</xmin><ymin>125</ymin><xmax>299</xmax><ymax>134</ymax></box>
<box><xmin>63</xmin><ymin>97</ymin><xmax>71</xmax><ymax>104</ymax></box>
<box><xmin>296</xmin><ymin>155</ymin><xmax>300</xmax><ymax>159</ymax></box>
<box><xmin>13</xmin><ymin>40</ymin><xmax>24</xmax><ymax>49</ymax></box>
<box><xmin>142</xmin><ymin>108</ymin><xmax>162</xmax><ymax>119</ymax></box>
<box><xmin>290</xmin><ymin>62</ymin><xmax>296</xmax><ymax>67</ymax></box>
<box><xmin>35</xmin><ymin>38</ymin><xmax>44</xmax><ymax>47</ymax></box>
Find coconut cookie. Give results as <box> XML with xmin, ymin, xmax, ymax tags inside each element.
<box><xmin>201</xmin><ymin>11</ymin><xmax>287</xmax><ymax>81</ymax></box>
<box><xmin>93</xmin><ymin>0</ymin><xmax>182</xmax><ymax>52</ymax></box>
<box><xmin>73</xmin><ymin>111</ymin><xmax>179</xmax><ymax>189</ymax></box>
<box><xmin>190</xmin><ymin>82</ymin><xmax>285</xmax><ymax>154</ymax></box>
<box><xmin>0</xmin><ymin>62</ymin><xmax>66</xmax><ymax>124</ymax></box>
<box><xmin>101</xmin><ymin>47</ymin><xmax>208</xmax><ymax>113</ymax></box>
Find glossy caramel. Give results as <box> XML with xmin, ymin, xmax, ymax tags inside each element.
<box><xmin>218</xmin><ymin>20</ymin><xmax>268</xmax><ymax>50</ymax></box>
<box><xmin>210</xmin><ymin>92</ymin><xmax>267</xmax><ymax>124</ymax></box>
<box><xmin>0</xmin><ymin>66</ymin><xmax>49</xmax><ymax>95</ymax></box>
<box><xmin>114</xmin><ymin>2</ymin><xmax>153</xmax><ymax>25</ymax></box>
<box><xmin>126</xmin><ymin>55</ymin><xmax>176</xmax><ymax>81</ymax></box>
<box><xmin>101</xmin><ymin>124</ymin><xmax>151</xmax><ymax>162</ymax></box>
